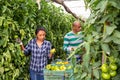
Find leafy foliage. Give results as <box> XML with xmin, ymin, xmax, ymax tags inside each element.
<box><xmin>0</xmin><ymin>0</ymin><xmax>75</xmax><ymax>79</ymax></box>
<box><xmin>69</xmin><ymin>0</ymin><xmax>120</xmax><ymax>80</ymax></box>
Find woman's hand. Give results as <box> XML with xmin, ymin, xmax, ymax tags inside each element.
<box><xmin>16</xmin><ymin>37</ymin><xmax>25</xmax><ymax>50</ymax></box>
<box><xmin>49</xmin><ymin>53</ymin><xmax>53</xmax><ymax>59</ymax></box>
<box><xmin>16</xmin><ymin>38</ymin><xmax>23</xmax><ymax>45</ymax></box>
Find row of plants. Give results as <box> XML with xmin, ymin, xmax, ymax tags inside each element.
<box><xmin>0</xmin><ymin>0</ymin><xmax>75</xmax><ymax>79</ymax></box>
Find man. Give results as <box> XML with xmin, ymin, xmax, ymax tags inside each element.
<box><xmin>63</xmin><ymin>21</ymin><xmax>83</xmax><ymax>62</ymax></box>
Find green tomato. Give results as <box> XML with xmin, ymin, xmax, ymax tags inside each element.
<box><xmin>74</xmin><ymin>67</ymin><xmax>78</xmax><ymax>73</ymax></box>
<box><xmin>102</xmin><ymin>73</ymin><xmax>110</xmax><ymax>79</ymax></box>
<box><xmin>110</xmin><ymin>64</ymin><xmax>117</xmax><ymax>71</ymax></box>
<box><xmin>101</xmin><ymin>64</ymin><xmax>108</xmax><ymax>72</ymax></box>
<box><xmin>14</xmin><ymin>35</ymin><xmax>18</xmax><ymax>39</ymax></box>
<box><xmin>110</xmin><ymin>70</ymin><xmax>117</xmax><ymax>77</ymax></box>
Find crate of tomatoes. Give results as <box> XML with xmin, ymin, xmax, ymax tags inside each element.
<box><xmin>44</xmin><ymin>59</ymin><xmax>74</xmax><ymax>80</ymax></box>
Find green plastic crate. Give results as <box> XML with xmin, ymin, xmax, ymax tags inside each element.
<box><xmin>44</xmin><ymin>69</ymin><xmax>74</xmax><ymax>80</ymax></box>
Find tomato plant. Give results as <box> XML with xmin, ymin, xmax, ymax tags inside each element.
<box><xmin>0</xmin><ymin>0</ymin><xmax>74</xmax><ymax>79</ymax></box>
<box><xmin>69</xmin><ymin>0</ymin><xmax>120</xmax><ymax>80</ymax></box>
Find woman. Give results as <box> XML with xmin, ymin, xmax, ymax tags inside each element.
<box><xmin>18</xmin><ymin>26</ymin><xmax>53</xmax><ymax>80</ymax></box>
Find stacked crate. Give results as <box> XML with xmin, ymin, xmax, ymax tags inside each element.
<box><xmin>44</xmin><ymin>60</ymin><xmax>74</xmax><ymax>80</ymax></box>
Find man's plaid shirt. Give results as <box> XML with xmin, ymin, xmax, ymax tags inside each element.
<box><xmin>24</xmin><ymin>38</ymin><xmax>51</xmax><ymax>72</ymax></box>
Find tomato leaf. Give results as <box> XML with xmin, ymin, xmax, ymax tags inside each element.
<box><xmin>85</xmin><ymin>74</ymin><xmax>91</xmax><ymax>80</ymax></box>
<box><xmin>103</xmin><ymin>36</ymin><xmax>112</xmax><ymax>43</ymax></box>
<box><xmin>0</xmin><ymin>17</ymin><xmax>5</xmax><ymax>26</ymax></box>
<box><xmin>0</xmin><ymin>67</ymin><xmax>4</xmax><ymax>74</ymax></box>
<box><xmin>112</xmin><ymin>37</ymin><xmax>120</xmax><ymax>44</ymax></box>
<box><xmin>83</xmin><ymin>53</ymin><xmax>91</xmax><ymax>69</ymax></box>
<box><xmin>113</xmin><ymin>30</ymin><xmax>120</xmax><ymax>38</ymax></box>
<box><xmin>80</xmin><ymin>72</ymin><xmax>87</xmax><ymax>79</ymax></box>
<box><xmin>95</xmin><ymin>0</ymin><xmax>108</xmax><ymax>12</ymax></box>
<box><xmin>109</xmin><ymin>0</ymin><xmax>120</xmax><ymax>9</ymax></box>
<box><xmin>93</xmin><ymin>69</ymin><xmax>100</xmax><ymax>79</ymax></box>
<box><xmin>92</xmin><ymin>61</ymin><xmax>101</xmax><ymax>67</ymax></box>
<box><xmin>106</xmin><ymin>24</ymin><xmax>117</xmax><ymax>36</ymax></box>
<box><xmin>101</xmin><ymin>43</ymin><xmax>110</xmax><ymax>53</ymax></box>
<box><xmin>85</xmin><ymin>42</ymin><xmax>90</xmax><ymax>54</ymax></box>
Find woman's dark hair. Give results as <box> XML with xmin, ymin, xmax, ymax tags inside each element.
<box><xmin>35</xmin><ymin>26</ymin><xmax>46</xmax><ymax>35</ymax></box>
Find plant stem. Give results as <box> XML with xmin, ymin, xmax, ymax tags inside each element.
<box><xmin>102</xmin><ymin>51</ymin><xmax>107</xmax><ymax>64</ymax></box>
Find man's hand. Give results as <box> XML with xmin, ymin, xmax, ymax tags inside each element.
<box><xmin>71</xmin><ymin>47</ymin><xmax>74</xmax><ymax>51</ymax></box>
